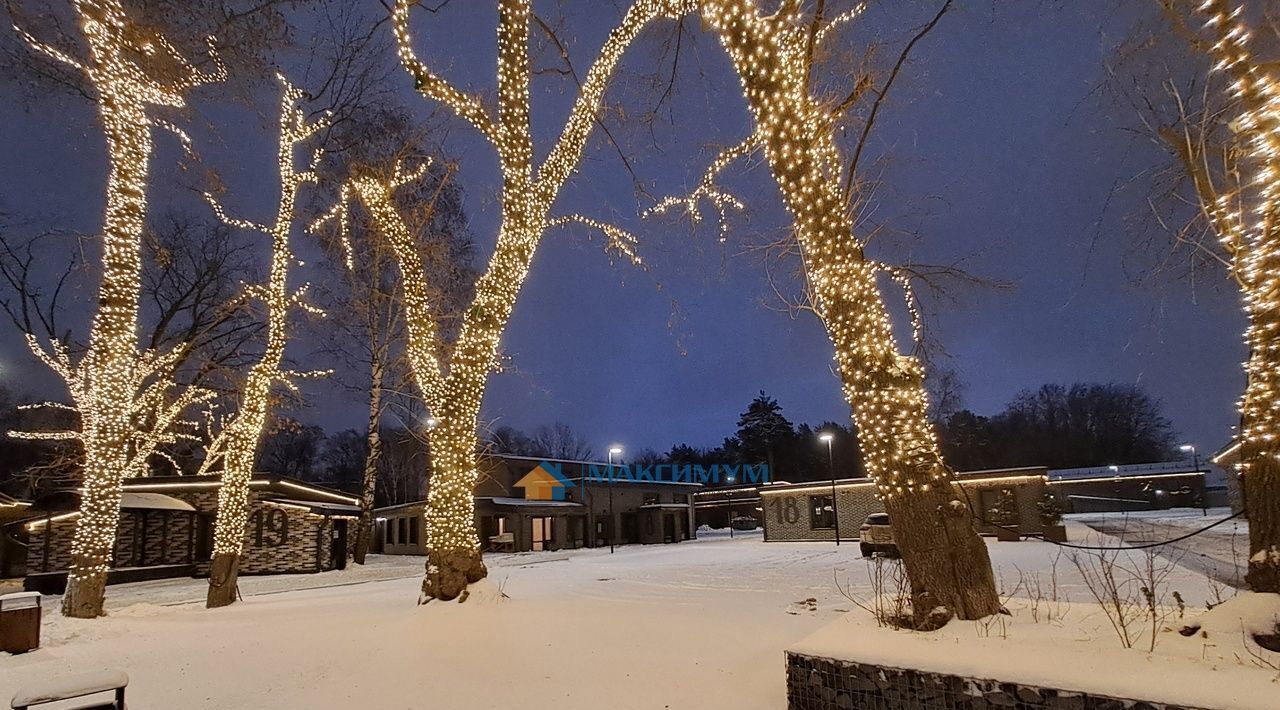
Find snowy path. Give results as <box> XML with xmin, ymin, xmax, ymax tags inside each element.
<box><xmin>0</xmin><ymin>532</ymin><xmax>1220</xmax><ymax>709</ymax></box>
<box><xmin>1069</xmin><ymin>509</ymin><xmax>1248</xmax><ymax>588</ymax></box>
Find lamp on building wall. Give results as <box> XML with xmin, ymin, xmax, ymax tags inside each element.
<box><xmin>608</xmin><ymin>446</ymin><xmax>622</xmax><ymax>554</ymax></box>
<box><xmin>819</xmin><ymin>432</ymin><xmax>839</xmax><ymax>546</ymax></box>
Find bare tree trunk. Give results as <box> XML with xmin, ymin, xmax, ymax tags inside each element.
<box><xmin>1243</xmin><ymin>348</ymin><xmax>1280</xmax><ymax>593</ymax></box>
<box><xmin>206</xmin><ymin>551</ymin><xmax>241</xmax><ymax>608</ymax></box>
<box><xmin>701</xmin><ymin>0</ymin><xmax>998</xmax><ymax>623</ymax></box>
<box><xmin>354</xmin><ymin>359</ymin><xmax>384</xmax><ymax>565</ymax></box>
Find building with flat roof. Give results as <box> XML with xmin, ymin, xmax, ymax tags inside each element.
<box><xmin>758</xmin><ymin>467</ymin><xmax>1049</xmax><ymax>543</ymax></box>
<box><xmin>12</xmin><ymin>475</ymin><xmax>360</xmax><ymax>593</ymax></box>
<box><xmin>376</xmin><ymin>454</ymin><xmax>700</xmax><ymax>554</ymax></box>
<box><xmin>1047</xmin><ymin>460</ymin><xmax>1220</xmax><ymax>513</ymax></box>
<box><xmin>693</xmin><ymin>482</ymin><xmax>796</xmax><ymax>531</ymax></box>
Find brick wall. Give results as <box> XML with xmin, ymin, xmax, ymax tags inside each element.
<box><xmin>25</xmin><ymin>517</ymin><xmax>74</xmax><ymax>573</ymax></box>
<box><xmin>160</xmin><ymin>488</ymin><xmax>344</xmax><ymax>575</ymax></box>
<box><xmin>964</xmin><ymin>478</ymin><xmax>1048</xmax><ymax>534</ymax></box>
<box><xmin>761</xmin><ymin>485</ymin><xmax>885</xmax><ymax>542</ymax></box>
<box><xmin>26</xmin><ymin>488</ymin><xmax>351</xmax><ymax>577</ymax></box>
<box><xmin>787</xmin><ymin>652</ymin><xmax>1207</xmax><ymax>710</ymax></box>
<box><xmin>762</xmin><ymin>477</ymin><xmax>1049</xmax><ymax>542</ymax></box>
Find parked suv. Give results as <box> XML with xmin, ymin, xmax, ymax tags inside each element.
<box><xmin>859</xmin><ymin>513</ymin><xmax>898</xmax><ymax>558</ymax></box>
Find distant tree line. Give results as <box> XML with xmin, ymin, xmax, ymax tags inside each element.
<box><xmin>480</xmin><ymin>393</ymin><xmax>861</xmax><ymax>486</ymax></box>
<box><xmin>935</xmin><ymin>383</ymin><xmax>1179</xmax><ymax>471</ymax></box>
<box><xmin>0</xmin><ymin>380</ymin><xmax>1180</xmax><ymax>503</ymax></box>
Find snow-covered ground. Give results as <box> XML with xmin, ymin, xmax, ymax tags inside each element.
<box><xmin>796</xmin><ymin>591</ymin><xmax>1280</xmax><ymax>710</ymax></box>
<box><xmin>0</xmin><ymin>529</ymin><xmax>1255</xmax><ymax>709</ymax></box>
<box><xmin>1070</xmin><ymin>507</ymin><xmax>1249</xmax><ymax>588</ymax></box>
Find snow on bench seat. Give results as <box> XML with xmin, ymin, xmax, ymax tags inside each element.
<box><xmin>11</xmin><ymin>670</ymin><xmax>127</xmax><ymax>709</ymax></box>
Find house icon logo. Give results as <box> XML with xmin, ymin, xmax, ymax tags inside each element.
<box><xmin>515</xmin><ymin>461</ymin><xmax>574</xmax><ymax>501</ymax></box>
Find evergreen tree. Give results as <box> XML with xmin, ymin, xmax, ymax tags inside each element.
<box><xmin>735</xmin><ymin>391</ymin><xmax>795</xmax><ymax>476</ymax></box>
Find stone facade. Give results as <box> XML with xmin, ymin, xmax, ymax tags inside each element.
<box><xmin>761</xmin><ymin>482</ymin><xmax>885</xmax><ymax>542</ymax></box>
<box><xmin>154</xmin><ymin>488</ymin><xmax>354</xmax><ymax>575</ymax></box>
<box><xmin>23</xmin><ymin>477</ymin><xmax>359</xmax><ymax>579</ymax></box>
<box><xmin>760</xmin><ymin>469</ymin><xmax>1049</xmax><ymax>543</ymax></box>
<box><xmin>25</xmin><ymin>517</ymin><xmax>74</xmax><ymax>573</ymax></box>
<box><xmin>787</xmin><ymin>652</ymin><xmax>1208</xmax><ymax>710</ymax></box>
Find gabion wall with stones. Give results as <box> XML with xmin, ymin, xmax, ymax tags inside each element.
<box><xmin>786</xmin><ymin>652</ymin><xmax>1209</xmax><ymax>710</ymax></box>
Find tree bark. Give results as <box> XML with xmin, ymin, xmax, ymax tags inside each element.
<box><xmin>1242</xmin><ymin>348</ymin><xmax>1280</xmax><ymax>593</ymax></box>
<box><xmin>701</xmin><ymin>0</ymin><xmax>999</xmax><ymax>623</ymax></box>
<box><xmin>421</xmin><ymin>546</ymin><xmax>487</xmax><ymax>601</ymax></box>
<box><xmin>354</xmin><ymin>359</ymin><xmax>385</xmax><ymax>565</ymax></box>
<box><xmin>418</xmin><ymin>414</ymin><xmax>487</xmax><ymax>602</ymax></box>
<box><xmin>206</xmin><ymin>552</ymin><xmax>241</xmax><ymax>608</ymax></box>
<box><xmin>1244</xmin><ymin>448</ymin><xmax>1280</xmax><ymax>592</ymax></box>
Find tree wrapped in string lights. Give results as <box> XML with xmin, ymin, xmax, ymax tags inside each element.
<box><xmin>10</xmin><ymin>0</ymin><xmax>225</xmax><ymax>618</ymax></box>
<box><xmin>666</xmin><ymin>0</ymin><xmax>999</xmax><ymax>622</ymax></box>
<box><xmin>310</xmin><ymin>0</ymin><xmax>674</xmax><ymax>602</ymax></box>
<box><xmin>188</xmin><ymin>77</ymin><xmax>329</xmax><ymax>608</ymax></box>
<box><xmin>1152</xmin><ymin>0</ymin><xmax>1280</xmax><ymax>592</ymax></box>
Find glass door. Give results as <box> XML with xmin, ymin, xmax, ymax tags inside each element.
<box><xmin>530</xmin><ymin>517</ymin><xmax>553</xmax><ymax>551</ymax></box>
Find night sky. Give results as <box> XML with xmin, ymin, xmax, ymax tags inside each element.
<box><xmin>0</xmin><ymin>2</ymin><xmax>1246</xmax><ymax>460</ymax></box>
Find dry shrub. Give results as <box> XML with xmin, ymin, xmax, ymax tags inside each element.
<box><xmin>1069</xmin><ymin>526</ymin><xmax>1183</xmax><ymax>652</ymax></box>
<box><xmin>836</xmin><ymin>556</ymin><xmax>912</xmax><ymax>629</ymax></box>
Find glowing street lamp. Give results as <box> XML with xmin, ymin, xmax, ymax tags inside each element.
<box><xmin>607</xmin><ymin>446</ymin><xmax>622</xmax><ymax>554</ymax></box>
<box><xmin>819</xmin><ymin>432</ymin><xmax>839</xmax><ymax>546</ymax></box>
<box><xmin>1179</xmin><ymin>444</ymin><xmax>1206</xmax><ymax>514</ymax></box>
<box><xmin>1179</xmin><ymin>444</ymin><xmax>1199</xmax><ymax>470</ymax></box>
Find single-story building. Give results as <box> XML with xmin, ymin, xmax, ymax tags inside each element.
<box><xmin>693</xmin><ymin>483</ymin><xmax>785</xmax><ymax>530</ymax></box>
<box><xmin>1048</xmin><ymin>461</ymin><xmax>1217</xmax><ymax>513</ymax></box>
<box><xmin>0</xmin><ymin>493</ymin><xmax>33</xmax><ymax>578</ymax></box>
<box><xmin>758</xmin><ymin>467</ymin><xmax>1050</xmax><ymax>543</ymax></box>
<box><xmin>13</xmin><ymin>475</ymin><xmax>361</xmax><ymax>593</ymax></box>
<box><xmin>376</xmin><ymin>454</ymin><xmax>700</xmax><ymax>554</ymax></box>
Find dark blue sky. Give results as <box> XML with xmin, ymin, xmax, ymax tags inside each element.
<box><xmin>0</xmin><ymin>2</ymin><xmax>1245</xmax><ymax>460</ymax></box>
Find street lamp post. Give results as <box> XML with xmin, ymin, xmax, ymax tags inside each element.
<box><xmin>1108</xmin><ymin>464</ymin><xmax>1120</xmax><ymax>513</ymax></box>
<box><xmin>1179</xmin><ymin>444</ymin><xmax>1205</xmax><ymax>515</ymax></box>
<box><xmin>608</xmin><ymin>446</ymin><xmax>622</xmax><ymax>554</ymax></box>
<box><xmin>819</xmin><ymin>432</ymin><xmax>839</xmax><ymax>546</ymax></box>
<box><xmin>726</xmin><ymin>475</ymin><xmax>736</xmax><ymax>539</ymax></box>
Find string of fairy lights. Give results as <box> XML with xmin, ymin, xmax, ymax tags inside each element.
<box><xmin>316</xmin><ymin>0</ymin><xmax>689</xmax><ymax>595</ymax></box>
<box><xmin>1191</xmin><ymin>1</ymin><xmax>1280</xmax><ymax>488</ymax></box>
<box><xmin>11</xmin><ymin>0</ymin><xmax>224</xmax><ymax>614</ymax></box>
<box><xmin>694</xmin><ymin>0</ymin><xmax>948</xmax><ymax>500</ymax></box>
<box><xmin>203</xmin><ymin>78</ymin><xmax>329</xmax><ymax>572</ymax></box>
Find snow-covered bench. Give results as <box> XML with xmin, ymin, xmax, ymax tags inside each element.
<box><xmin>11</xmin><ymin>670</ymin><xmax>128</xmax><ymax>710</ymax></box>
